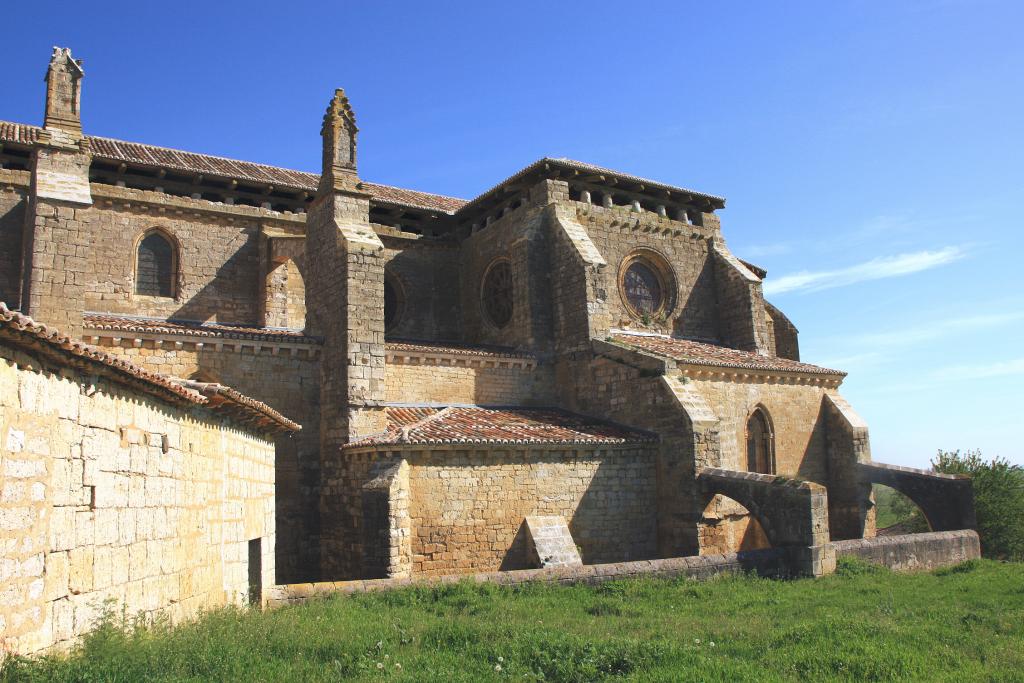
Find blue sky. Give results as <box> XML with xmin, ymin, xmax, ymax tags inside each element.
<box><xmin>3</xmin><ymin>1</ymin><xmax>1021</xmax><ymax>466</ymax></box>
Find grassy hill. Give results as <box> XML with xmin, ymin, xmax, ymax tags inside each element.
<box><xmin>3</xmin><ymin>558</ymin><xmax>1022</xmax><ymax>682</ymax></box>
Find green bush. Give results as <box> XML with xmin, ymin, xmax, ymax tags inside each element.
<box><xmin>932</xmin><ymin>449</ymin><xmax>1024</xmax><ymax>561</ymax></box>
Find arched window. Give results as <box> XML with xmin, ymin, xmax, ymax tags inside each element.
<box><xmin>617</xmin><ymin>250</ymin><xmax>676</xmax><ymax>321</ymax></box>
<box><xmin>136</xmin><ymin>231</ymin><xmax>176</xmax><ymax>298</ymax></box>
<box><xmin>481</xmin><ymin>258</ymin><xmax>513</xmax><ymax>329</ymax></box>
<box><xmin>746</xmin><ymin>407</ymin><xmax>775</xmax><ymax>474</ymax></box>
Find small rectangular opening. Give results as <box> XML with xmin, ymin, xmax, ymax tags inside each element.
<box><xmin>248</xmin><ymin>538</ymin><xmax>262</xmax><ymax>606</ymax></box>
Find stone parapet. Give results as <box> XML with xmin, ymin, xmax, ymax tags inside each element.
<box><xmin>266</xmin><ymin>547</ymin><xmax>790</xmax><ymax>607</ymax></box>
<box><xmin>832</xmin><ymin>530</ymin><xmax>980</xmax><ymax>571</ymax></box>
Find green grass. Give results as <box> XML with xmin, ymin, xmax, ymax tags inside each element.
<box><xmin>873</xmin><ymin>484</ymin><xmax>929</xmax><ymax>531</ymax></box>
<box><xmin>4</xmin><ymin>559</ymin><xmax>1023</xmax><ymax>682</ymax></box>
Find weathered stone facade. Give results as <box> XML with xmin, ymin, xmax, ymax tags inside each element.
<box><xmin>0</xmin><ymin>303</ymin><xmax>295</xmax><ymax>655</ymax></box>
<box><xmin>0</xmin><ymin>47</ymin><xmax>979</xmax><ymax>642</ymax></box>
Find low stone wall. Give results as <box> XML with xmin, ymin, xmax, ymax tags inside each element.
<box><xmin>832</xmin><ymin>530</ymin><xmax>980</xmax><ymax>572</ymax></box>
<box><xmin>269</xmin><ymin>531</ymin><xmax>982</xmax><ymax>607</ymax></box>
<box><xmin>267</xmin><ymin>547</ymin><xmax>790</xmax><ymax>607</ymax></box>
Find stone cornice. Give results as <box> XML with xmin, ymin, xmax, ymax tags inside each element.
<box><xmin>680</xmin><ymin>364</ymin><xmax>844</xmax><ymax>388</ymax></box>
<box><xmin>386</xmin><ymin>348</ymin><xmax>536</xmax><ymax>370</ymax></box>
<box><xmin>574</xmin><ymin>202</ymin><xmax>717</xmax><ymax>240</ymax></box>
<box><xmin>90</xmin><ymin>182</ymin><xmax>308</xmax><ymax>226</ymax></box>
<box><xmin>85</xmin><ymin>329</ymin><xmax>321</xmax><ymax>359</ymax></box>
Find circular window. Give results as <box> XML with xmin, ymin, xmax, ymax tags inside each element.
<box><xmin>384</xmin><ymin>273</ymin><xmax>405</xmax><ymax>333</ymax></box>
<box><xmin>618</xmin><ymin>251</ymin><xmax>675</xmax><ymax>320</ymax></box>
<box><xmin>481</xmin><ymin>259</ymin><xmax>513</xmax><ymax>328</ymax></box>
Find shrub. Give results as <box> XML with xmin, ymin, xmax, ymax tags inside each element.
<box><xmin>932</xmin><ymin>449</ymin><xmax>1024</xmax><ymax>561</ymax></box>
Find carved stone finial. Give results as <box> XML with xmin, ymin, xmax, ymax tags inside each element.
<box><xmin>44</xmin><ymin>47</ymin><xmax>85</xmax><ymax>134</ymax></box>
<box><xmin>319</xmin><ymin>88</ymin><xmax>360</xmax><ymax>193</ymax></box>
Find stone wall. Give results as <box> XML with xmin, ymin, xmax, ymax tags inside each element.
<box><xmin>710</xmin><ymin>243</ymin><xmax>771</xmax><ymax>353</ymax></box>
<box><xmin>832</xmin><ymin>530</ymin><xmax>980</xmax><ymax>571</ymax></box>
<box><xmin>260</xmin><ymin>232</ymin><xmax>306</xmax><ymax>330</ymax></box>
<box><xmin>459</xmin><ymin>186</ymin><xmax>554</xmax><ymax>353</ymax></box>
<box><xmin>268</xmin><ymin>547</ymin><xmax>793</xmax><ymax>607</ymax></box>
<box><xmin>384</xmin><ymin>357</ymin><xmax>553</xmax><ymax>406</ymax></box>
<box><xmin>570</xmin><ymin>200</ymin><xmax>721</xmax><ymax>340</ymax></box>
<box><xmin>397</xmin><ymin>445</ymin><xmax>658</xmax><ymax>575</ymax></box>
<box><xmin>0</xmin><ymin>343</ymin><xmax>276</xmax><ymax>655</ymax></box>
<box><xmin>688</xmin><ymin>377</ymin><xmax>833</xmax><ymax>482</ymax></box>
<box><xmin>382</xmin><ymin>237</ymin><xmax>462</xmax><ymax>342</ymax></box>
<box><xmin>85</xmin><ymin>339</ymin><xmax>320</xmax><ymax>583</ymax></box>
<box><xmin>80</xmin><ymin>195</ymin><xmax>264</xmax><ymax>324</ymax></box>
<box><xmin>560</xmin><ymin>342</ymin><xmax>722</xmax><ymax>558</ymax></box>
<box><xmin>0</xmin><ymin>172</ymin><xmax>27</xmax><ymax>306</ymax></box>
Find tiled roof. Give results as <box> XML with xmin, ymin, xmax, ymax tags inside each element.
<box><xmin>0</xmin><ymin>303</ymin><xmax>298</xmax><ymax>433</ymax></box>
<box><xmin>83</xmin><ymin>313</ymin><xmax>318</xmax><ymax>344</ymax></box>
<box><xmin>611</xmin><ymin>332</ymin><xmax>845</xmax><ymax>376</ymax></box>
<box><xmin>345</xmin><ymin>406</ymin><xmax>656</xmax><ymax>449</ymax></box>
<box><xmin>385</xmin><ymin>338</ymin><xmax>532</xmax><ymax>359</ymax></box>
<box><xmin>0</xmin><ymin>121</ymin><xmax>466</xmax><ymax>214</ymax></box>
<box><xmin>0</xmin><ymin>121</ymin><xmax>41</xmax><ymax>145</ymax></box>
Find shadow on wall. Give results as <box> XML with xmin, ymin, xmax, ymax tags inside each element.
<box><xmin>412</xmin><ymin>449</ymin><xmax>659</xmax><ymax>574</ymax></box>
<box><xmin>699</xmin><ymin>495</ymin><xmax>771</xmax><ymax>555</ymax></box>
<box><xmin>191</xmin><ymin>346</ymin><xmax>322</xmax><ymax>584</ymax></box>
<box><xmin>170</xmin><ymin>232</ymin><xmax>261</xmax><ymax>325</ymax></box>
<box><xmin>672</xmin><ymin>256</ymin><xmax>718</xmax><ymax>341</ymax></box>
<box><xmin>797</xmin><ymin>410</ymin><xmax>830</xmax><ymax>482</ymax></box>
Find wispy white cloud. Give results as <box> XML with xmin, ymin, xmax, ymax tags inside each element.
<box><xmin>851</xmin><ymin>311</ymin><xmax>1024</xmax><ymax>348</ymax></box>
<box><xmin>929</xmin><ymin>357</ymin><xmax>1024</xmax><ymax>382</ymax></box>
<box><xmin>763</xmin><ymin>246</ymin><xmax>966</xmax><ymax>296</ymax></box>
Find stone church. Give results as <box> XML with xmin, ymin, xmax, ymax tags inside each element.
<box><xmin>1</xmin><ymin>47</ymin><xmax>978</xmax><ymax>612</ymax></box>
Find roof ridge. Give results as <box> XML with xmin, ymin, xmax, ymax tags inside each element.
<box><xmin>0</xmin><ymin>119</ymin><xmax>467</xmax><ymax>210</ymax></box>
<box><xmin>398</xmin><ymin>405</ymin><xmax>456</xmax><ymax>443</ymax></box>
<box><xmin>0</xmin><ymin>301</ymin><xmax>299</xmax><ymax>432</ymax></box>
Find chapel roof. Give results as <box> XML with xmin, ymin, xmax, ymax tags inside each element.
<box><xmin>0</xmin><ymin>121</ymin><xmax>725</xmax><ymax>217</ymax></box>
<box><xmin>0</xmin><ymin>121</ymin><xmax>466</xmax><ymax>214</ymax></box>
<box><xmin>0</xmin><ymin>303</ymin><xmax>300</xmax><ymax>434</ymax></box>
<box><xmin>610</xmin><ymin>331</ymin><xmax>845</xmax><ymax>377</ymax></box>
<box><xmin>345</xmin><ymin>405</ymin><xmax>656</xmax><ymax>449</ymax></box>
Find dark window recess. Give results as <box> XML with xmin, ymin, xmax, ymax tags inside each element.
<box><xmin>384</xmin><ymin>276</ymin><xmax>404</xmax><ymax>332</ymax></box>
<box><xmin>746</xmin><ymin>409</ymin><xmax>774</xmax><ymax>474</ymax></box>
<box><xmin>623</xmin><ymin>261</ymin><xmax>663</xmax><ymax>315</ymax></box>
<box><xmin>248</xmin><ymin>538</ymin><xmax>262</xmax><ymax>606</ymax></box>
<box><xmin>482</xmin><ymin>260</ymin><xmax>514</xmax><ymax>329</ymax></box>
<box><xmin>136</xmin><ymin>233</ymin><xmax>174</xmax><ymax>297</ymax></box>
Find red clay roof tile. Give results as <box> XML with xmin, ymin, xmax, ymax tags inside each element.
<box><xmin>0</xmin><ymin>121</ymin><xmax>466</xmax><ymax>214</ymax></box>
<box><xmin>83</xmin><ymin>313</ymin><xmax>317</xmax><ymax>343</ymax></box>
<box><xmin>611</xmin><ymin>332</ymin><xmax>845</xmax><ymax>376</ymax></box>
<box><xmin>346</xmin><ymin>406</ymin><xmax>655</xmax><ymax>449</ymax></box>
<box><xmin>1</xmin><ymin>303</ymin><xmax>299</xmax><ymax>433</ymax></box>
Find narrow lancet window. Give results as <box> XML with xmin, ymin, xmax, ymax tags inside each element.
<box><xmin>746</xmin><ymin>408</ymin><xmax>775</xmax><ymax>474</ymax></box>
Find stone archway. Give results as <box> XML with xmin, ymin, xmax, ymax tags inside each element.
<box><xmin>697</xmin><ymin>467</ymin><xmax>834</xmax><ymax>576</ymax></box>
<box><xmin>857</xmin><ymin>462</ymin><xmax>976</xmax><ymax>532</ymax></box>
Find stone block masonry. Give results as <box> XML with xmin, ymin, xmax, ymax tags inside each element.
<box><xmin>525</xmin><ymin>516</ymin><xmax>583</xmax><ymax>568</ymax></box>
<box><xmin>0</xmin><ymin>305</ymin><xmax>291</xmax><ymax>655</ymax></box>
<box><xmin>404</xmin><ymin>446</ymin><xmax>657</xmax><ymax>575</ymax></box>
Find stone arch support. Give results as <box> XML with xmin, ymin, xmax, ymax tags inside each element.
<box><xmin>698</xmin><ymin>467</ymin><xmax>834</xmax><ymax>576</ymax></box>
<box><xmin>698</xmin><ymin>468</ymin><xmax>831</xmax><ymax>549</ymax></box>
<box><xmin>857</xmin><ymin>462</ymin><xmax>976</xmax><ymax>532</ymax></box>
